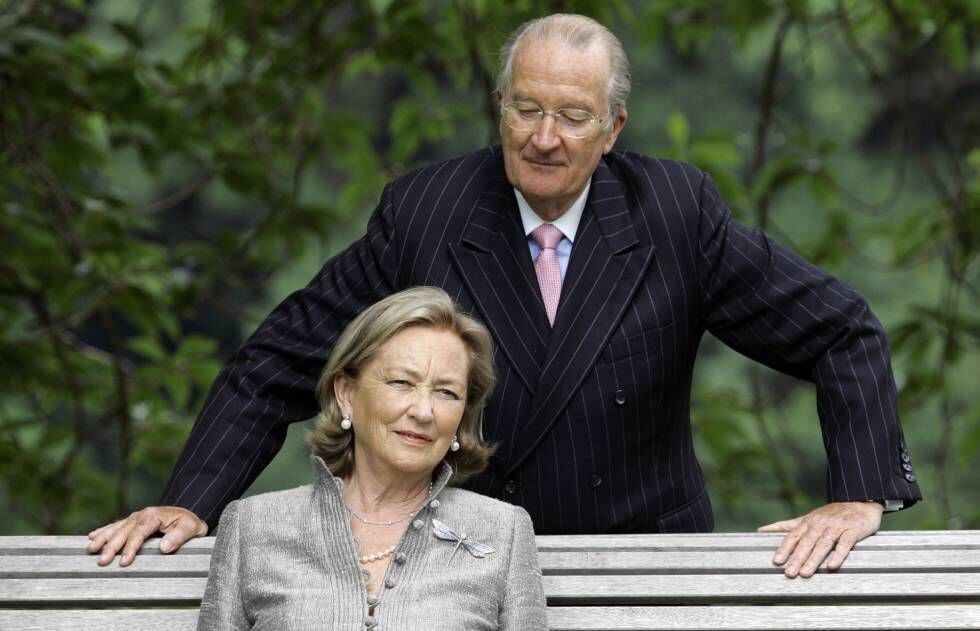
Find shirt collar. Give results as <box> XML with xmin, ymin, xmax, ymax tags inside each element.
<box><xmin>515</xmin><ymin>180</ymin><xmax>590</xmax><ymax>243</ymax></box>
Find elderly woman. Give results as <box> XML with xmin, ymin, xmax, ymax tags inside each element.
<box><xmin>197</xmin><ymin>287</ymin><xmax>547</xmax><ymax>630</ymax></box>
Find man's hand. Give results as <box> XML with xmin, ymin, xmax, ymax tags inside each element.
<box><xmin>86</xmin><ymin>506</ymin><xmax>208</xmax><ymax>566</ymax></box>
<box><xmin>757</xmin><ymin>501</ymin><xmax>883</xmax><ymax>578</ymax></box>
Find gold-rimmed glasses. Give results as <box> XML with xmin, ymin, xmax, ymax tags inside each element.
<box><xmin>501</xmin><ymin>101</ymin><xmax>606</xmax><ymax>139</ymax></box>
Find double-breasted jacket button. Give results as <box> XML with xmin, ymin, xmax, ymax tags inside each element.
<box><xmin>394</xmin><ymin>552</ymin><xmax>407</xmax><ymax>564</ymax></box>
<box><xmin>504</xmin><ymin>480</ymin><xmax>518</xmax><ymax>495</ymax></box>
<box><xmin>429</xmin><ymin>499</ymin><xmax>440</xmax><ymax>509</ymax></box>
<box><xmin>614</xmin><ymin>389</ymin><xmax>627</xmax><ymax>406</ymax></box>
<box><xmin>901</xmin><ymin>451</ymin><xmax>911</xmax><ymax>463</ymax></box>
<box><xmin>905</xmin><ymin>472</ymin><xmax>917</xmax><ymax>482</ymax></box>
<box><xmin>412</xmin><ymin>519</ymin><xmax>424</xmax><ymax>530</ymax></box>
<box><xmin>590</xmin><ymin>474</ymin><xmax>602</xmax><ymax>488</ymax></box>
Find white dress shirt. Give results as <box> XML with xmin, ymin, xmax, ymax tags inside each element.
<box><xmin>515</xmin><ymin>182</ymin><xmax>590</xmax><ymax>282</ymax></box>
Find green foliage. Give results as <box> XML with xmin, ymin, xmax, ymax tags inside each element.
<box><xmin>1</xmin><ymin>0</ymin><xmax>978</xmax><ymax>534</ymax></box>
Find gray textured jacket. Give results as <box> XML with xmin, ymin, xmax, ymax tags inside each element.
<box><xmin>198</xmin><ymin>458</ymin><xmax>547</xmax><ymax>630</ymax></box>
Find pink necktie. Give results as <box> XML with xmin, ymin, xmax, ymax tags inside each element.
<box><xmin>530</xmin><ymin>224</ymin><xmax>564</xmax><ymax>326</ymax></box>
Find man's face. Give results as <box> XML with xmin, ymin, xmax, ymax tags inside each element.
<box><xmin>501</xmin><ymin>38</ymin><xmax>627</xmax><ymax>221</ymax></box>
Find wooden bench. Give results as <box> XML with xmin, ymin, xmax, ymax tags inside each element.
<box><xmin>2</xmin><ymin>531</ymin><xmax>979</xmax><ymax>629</ymax></box>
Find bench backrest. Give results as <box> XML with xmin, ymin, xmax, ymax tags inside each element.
<box><xmin>2</xmin><ymin>531</ymin><xmax>979</xmax><ymax>629</ymax></box>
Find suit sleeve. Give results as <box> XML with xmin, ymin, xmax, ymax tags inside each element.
<box><xmin>499</xmin><ymin>506</ymin><xmax>547</xmax><ymax>631</ymax></box>
<box><xmin>161</xmin><ymin>185</ymin><xmax>401</xmax><ymax>529</ymax></box>
<box><xmin>694</xmin><ymin>172</ymin><xmax>921</xmax><ymax>507</ymax></box>
<box><xmin>198</xmin><ymin>501</ymin><xmax>248</xmax><ymax>630</ymax></box>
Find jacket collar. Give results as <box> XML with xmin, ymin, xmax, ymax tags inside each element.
<box><xmin>312</xmin><ymin>456</ymin><xmax>454</xmax><ymax>501</ymax></box>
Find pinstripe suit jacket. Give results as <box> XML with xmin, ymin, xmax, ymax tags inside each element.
<box><xmin>162</xmin><ymin>146</ymin><xmax>922</xmax><ymax>534</ymax></box>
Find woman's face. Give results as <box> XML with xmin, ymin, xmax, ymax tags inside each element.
<box><xmin>334</xmin><ymin>325</ymin><xmax>469</xmax><ymax>480</ymax></box>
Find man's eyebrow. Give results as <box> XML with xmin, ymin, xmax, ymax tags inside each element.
<box><xmin>510</xmin><ymin>92</ymin><xmax>596</xmax><ymax>112</ymax></box>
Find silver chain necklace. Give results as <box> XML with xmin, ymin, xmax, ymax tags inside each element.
<box><xmin>345</xmin><ymin>482</ymin><xmax>434</xmax><ymax>526</ymax></box>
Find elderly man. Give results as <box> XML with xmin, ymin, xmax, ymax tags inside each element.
<box><xmin>89</xmin><ymin>13</ymin><xmax>920</xmax><ymax>578</ymax></box>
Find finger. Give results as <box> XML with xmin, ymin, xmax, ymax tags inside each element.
<box><xmin>783</xmin><ymin>527</ymin><xmax>821</xmax><ymax>578</ymax></box>
<box><xmin>826</xmin><ymin>529</ymin><xmax>860</xmax><ymax>571</ymax></box>
<box><xmin>87</xmin><ymin>522</ymin><xmax>113</xmax><ymax>540</ymax></box>
<box><xmin>798</xmin><ymin>530</ymin><xmax>838</xmax><ymax>578</ymax></box>
<box><xmin>159</xmin><ymin>514</ymin><xmax>208</xmax><ymax>554</ymax></box>
<box><xmin>772</xmin><ymin>524</ymin><xmax>806</xmax><ymax>566</ymax></box>
<box><xmin>97</xmin><ymin>518</ymin><xmax>136</xmax><ymax>566</ymax></box>
<box><xmin>86</xmin><ymin>520</ymin><xmax>123</xmax><ymax>553</ymax></box>
<box><xmin>757</xmin><ymin>517</ymin><xmax>802</xmax><ymax>533</ymax></box>
<box><xmin>118</xmin><ymin>513</ymin><xmax>164</xmax><ymax>567</ymax></box>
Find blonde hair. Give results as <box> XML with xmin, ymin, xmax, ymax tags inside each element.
<box><xmin>308</xmin><ymin>287</ymin><xmax>496</xmax><ymax>484</ymax></box>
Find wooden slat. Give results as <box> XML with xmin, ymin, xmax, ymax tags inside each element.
<box><xmin>2</xmin><ymin>531</ymin><xmax>978</xmax><ymax>554</ymax></box>
<box><xmin>0</xmin><ymin>556</ymin><xmax>210</xmax><ymax>578</ymax></box>
<box><xmin>5</xmin><ymin>548</ymin><xmax>977</xmax><ymax>578</ymax></box>
<box><xmin>539</xmin><ymin>549</ymin><xmax>980</xmax><ymax>573</ymax></box>
<box><xmin>0</xmin><ymin>537</ymin><xmax>213</xmax><ymax>555</ymax></box>
<box><xmin>0</xmin><ymin>610</ymin><xmax>198</xmax><ymax>631</ymax></box>
<box><xmin>537</xmin><ymin>531</ymin><xmax>980</xmax><ymax>551</ymax></box>
<box><xmin>1</xmin><ymin>606</ymin><xmax>977</xmax><ymax>631</ymax></box>
<box><xmin>0</xmin><ymin>578</ymin><xmax>207</xmax><ymax>604</ymax></box>
<box><xmin>546</xmin><ymin>606</ymin><xmax>980</xmax><ymax>630</ymax></box>
<box><xmin>4</xmin><ymin>573</ymin><xmax>979</xmax><ymax>605</ymax></box>
<box><xmin>543</xmin><ymin>573</ymin><xmax>980</xmax><ymax>604</ymax></box>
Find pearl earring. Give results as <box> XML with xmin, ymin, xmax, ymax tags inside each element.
<box><xmin>450</xmin><ymin>435</ymin><xmax>460</xmax><ymax>452</ymax></box>
<box><xmin>340</xmin><ymin>415</ymin><xmax>352</xmax><ymax>430</ymax></box>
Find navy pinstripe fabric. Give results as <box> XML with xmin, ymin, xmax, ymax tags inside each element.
<box><xmin>161</xmin><ymin>146</ymin><xmax>922</xmax><ymax>534</ymax></box>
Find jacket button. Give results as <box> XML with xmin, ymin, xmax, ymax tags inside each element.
<box><xmin>364</xmin><ymin>616</ymin><xmax>377</xmax><ymax>627</ymax></box>
<box><xmin>899</xmin><ymin>439</ymin><xmax>907</xmax><ymax>450</ymax></box>
<box><xmin>366</xmin><ymin>595</ymin><xmax>379</xmax><ymax>606</ymax></box>
<box><xmin>614</xmin><ymin>389</ymin><xmax>627</xmax><ymax>406</ymax></box>
<box><xmin>901</xmin><ymin>452</ymin><xmax>911</xmax><ymax>463</ymax></box>
<box><xmin>394</xmin><ymin>552</ymin><xmax>407</xmax><ymax>564</ymax></box>
<box><xmin>590</xmin><ymin>475</ymin><xmax>602</xmax><ymax>488</ymax></box>
<box><xmin>905</xmin><ymin>472</ymin><xmax>916</xmax><ymax>482</ymax></box>
<box><xmin>902</xmin><ymin>463</ymin><xmax>913</xmax><ymax>472</ymax></box>
<box><xmin>504</xmin><ymin>480</ymin><xmax>517</xmax><ymax>495</ymax></box>
<box><xmin>429</xmin><ymin>499</ymin><xmax>440</xmax><ymax>509</ymax></box>
<box><xmin>385</xmin><ymin>577</ymin><xmax>396</xmax><ymax>589</ymax></box>
<box><xmin>412</xmin><ymin>519</ymin><xmax>424</xmax><ymax>530</ymax></box>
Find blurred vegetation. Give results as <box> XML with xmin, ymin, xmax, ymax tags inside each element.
<box><xmin>1</xmin><ymin>0</ymin><xmax>977</xmax><ymax>535</ymax></box>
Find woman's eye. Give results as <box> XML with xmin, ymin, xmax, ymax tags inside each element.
<box><xmin>389</xmin><ymin>379</ymin><xmax>410</xmax><ymax>387</ymax></box>
<box><xmin>438</xmin><ymin>389</ymin><xmax>460</xmax><ymax>399</ymax></box>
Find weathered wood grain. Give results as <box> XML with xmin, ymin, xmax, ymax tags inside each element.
<box><xmin>546</xmin><ymin>605</ymin><xmax>980</xmax><ymax>630</ymax></box>
<box><xmin>543</xmin><ymin>573</ymin><xmax>980</xmax><ymax>604</ymax></box>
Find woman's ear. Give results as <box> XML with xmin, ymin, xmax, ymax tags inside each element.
<box><xmin>333</xmin><ymin>373</ymin><xmax>354</xmax><ymax>417</ymax></box>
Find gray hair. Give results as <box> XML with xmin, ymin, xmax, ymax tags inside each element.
<box><xmin>496</xmin><ymin>13</ymin><xmax>631</xmax><ymax>118</ymax></box>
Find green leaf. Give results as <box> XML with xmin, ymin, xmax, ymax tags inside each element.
<box><xmin>666</xmin><ymin>111</ymin><xmax>690</xmax><ymax>150</ymax></box>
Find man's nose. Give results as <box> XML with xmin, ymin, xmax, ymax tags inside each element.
<box><xmin>531</xmin><ymin>114</ymin><xmax>562</xmax><ymax>151</ymax></box>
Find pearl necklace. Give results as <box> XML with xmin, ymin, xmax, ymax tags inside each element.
<box><xmin>348</xmin><ymin>481</ymin><xmax>434</xmax><ymax>564</ymax></box>
<box><xmin>358</xmin><ymin>543</ymin><xmax>398</xmax><ymax>564</ymax></box>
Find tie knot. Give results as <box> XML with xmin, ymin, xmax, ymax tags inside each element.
<box><xmin>531</xmin><ymin>224</ymin><xmax>564</xmax><ymax>250</ymax></box>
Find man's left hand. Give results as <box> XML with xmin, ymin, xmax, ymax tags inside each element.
<box><xmin>757</xmin><ymin>501</ymin><xmax>883</xmax><ymax>578</ymax></box>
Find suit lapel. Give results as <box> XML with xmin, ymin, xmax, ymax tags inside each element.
<box><xmin>504</xmin><ymin>159</ymin><xmax>656</xmax><ymax>477</ymax></box>
<box><xmin>448</xmin><ymin>161</ymin><xmax>551</xmax><ymax>396</ymax></box>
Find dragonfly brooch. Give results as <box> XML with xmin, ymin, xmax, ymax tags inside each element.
<box><xmin>432</xmin><ymin>519</ymin><xmax>495</xmax><ymax>565</ymax></box>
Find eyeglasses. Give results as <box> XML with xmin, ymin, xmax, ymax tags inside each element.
<box><xmin>501</xmin><ymin>101</ymin><xmax>606</xmax><ymax>139</ymax></box>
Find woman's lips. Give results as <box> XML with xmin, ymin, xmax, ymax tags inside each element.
<box><xmin>395</xmin><ymin>431</ymin><xmax>432</xmax><ymax>445</ymax></box>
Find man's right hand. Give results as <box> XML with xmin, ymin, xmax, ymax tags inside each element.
<box><xmin>86</xmin><ymin>506</ymin><xmax>208</xmax><ymax>566</ymax></box>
